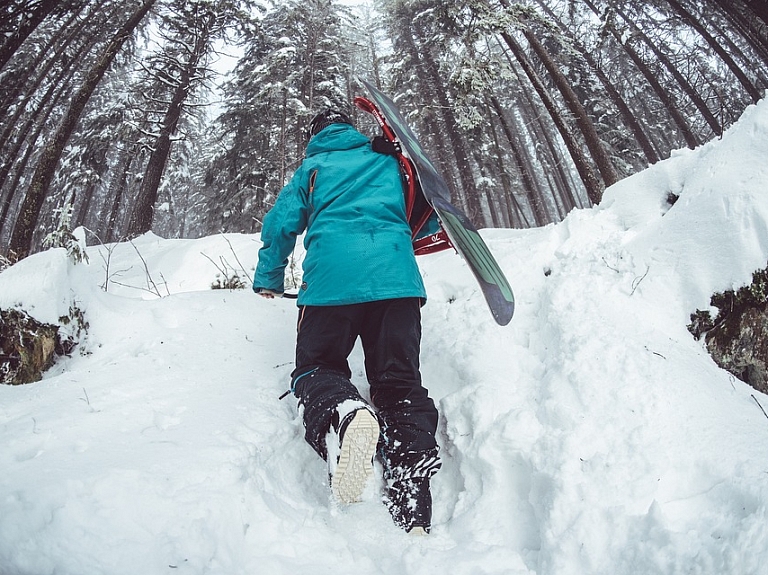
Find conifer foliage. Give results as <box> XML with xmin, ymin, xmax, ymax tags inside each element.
<box><xmin>0</xmin><ymin>0</ymin><xmax>765</xmax><ymax>259</ymax></box>
<box><xmin>201</xmin><ymin>0</ymin><xmax>356</xmax><ymax>233</ymax></box>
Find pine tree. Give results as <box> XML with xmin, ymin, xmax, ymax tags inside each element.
<box><xmin>6</xmin><ymin>0</ymin><xmax>156</xmax><ymax>260</ymax></box>
<box><xmin>126</xmin><ymin>0</ymin><xmax>229</xmax><ymax>237</ymax></box>
<box><xmin>201</xmin><ymin>0</ymin><xmax>354</xmax><ymax>233</ymax></box>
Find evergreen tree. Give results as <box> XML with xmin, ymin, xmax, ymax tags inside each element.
<box><xmin>201</xmin><ymin>0</ymin><xmax>354</xmax><ymax>233</ymax></box>
<box><xmin>6</xmin><ymin>0</ymin><xmax>156</xmax><ymax>260</ymax></box>
<box><xmin>2</xmin><ymin>0</ymin><xmax>766</xmax><ymax>250</ymax></box>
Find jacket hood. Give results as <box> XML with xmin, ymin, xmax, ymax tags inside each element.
<box><xmin>306</xmin><ymin>123</ymin><xmax>369</xmax><ymax>157</ymax></box>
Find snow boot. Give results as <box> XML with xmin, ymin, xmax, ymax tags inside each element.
<box><xmin>382</xmin><ymin>450</ymin><xmax>441</xmax><ymax>533</ymax></box>
<box><xmin>328</xmin><ymin>406</ymin><xmax>380</xmax><ymax>504</ymax></box>
<box><xmin>384</xmin><ymin>477</ymin><xmax>433</xmax><ymax>534</ymax></box>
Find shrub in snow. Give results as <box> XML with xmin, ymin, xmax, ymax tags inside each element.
<box><xmin>210</xmin><ymin>272</ymin><xmax>247</xmax><ymax>290</ymax></box>
<box><xmin>43</xmin><ymin>204</ymin><xmax>88</xmax><ymax>265</ymax></box>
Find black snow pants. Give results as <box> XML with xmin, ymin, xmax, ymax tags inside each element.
<box><xmin>290</xmin><ymin>298</ymin><xmax>439</xmax><ymax>467</ymax></box>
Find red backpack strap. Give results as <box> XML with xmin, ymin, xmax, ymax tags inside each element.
<box><xmin>354</xmin><ymin>95</ymin><xmax>452</xmax><ymax>253</ymax></box>
<box><xmin>413</xmin><ymin>229</ymin><xmax>452</xmax><ymax>255</ymax></box>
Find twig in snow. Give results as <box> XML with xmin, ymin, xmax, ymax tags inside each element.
<box><xmin>158</xmin><ymin>272</ymin><xmax>171</xmax><ymax>297</ymax></box>
<box><xmin>201</xmin><ymin>251</ymin><xmax>247</xmax><ymax>290</ymax></box>
<box><xmin>101</xmin><ymin>256</ymin><xmax>132</xmax><ymax>292</ymax></box>
<box><xmin>129</xmin><ymin>240</ymin><xmax>168</xmax><ymax>297</ymax></box>
<box><xmin>631</xmin><ymin>265</ymin><xmax>650</xmax><ymax>295</ymax></box>
<box><xmin>645</xmin><ymin>346</ymin><xmax>666</xmax><ymax>359</ymax></box>
<box><xmin>109</xmin><ymin>280</ymin><xmax>167</xmax><ymax>296</ymax></box>
<box><xmin>200</xmin><ymin>251</ymin><xmax>221</xmax><ymax>271</ymax></box>
<box><xmin>222</xmin><ymin>235</ymin><xmax>253</xmax><ymax>285</ymax></box>
<box><xmin>82</xmin><ymin>228</ymin><xmax>130</xmax><ymax>292</ymax></box>
<box><xmin>752</xmin><ymin>395</ymin><xmax>768</xmax><ymax>420</ymax></box>
<box><xmin>601</xmin><ymin>256</ymin><xmax>620</xmax><ymax>273</ymax></box>
<box><xmin>80</xmin><ymin>387</ymin><xmax>100</xmax><ymax>412</ymax></box>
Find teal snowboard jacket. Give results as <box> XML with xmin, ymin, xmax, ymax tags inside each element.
<box><xmin>253</xmin><ymin>123</ymin><xmax>427</xmax><ymax>306</ymax></box>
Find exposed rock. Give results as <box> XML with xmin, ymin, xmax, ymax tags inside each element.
<box><xmin>706</xmin><ymin>307</ymin><xmax>768</xmax><ymax>394</ymax></box>
<box><xmin>1</xmin><ymin>308</ymin><xmax>60</xmax><ymax>385</ymax></box>
<box><xmin>690</xmin><ymin>266</ymin><xmax>768</xmax><ymax>394</ymax></box>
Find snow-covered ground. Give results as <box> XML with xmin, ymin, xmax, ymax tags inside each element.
<box><xmin>2</xmin><ymin>97</ymin><xmax>768</xmax><ymax>575</ymax></box>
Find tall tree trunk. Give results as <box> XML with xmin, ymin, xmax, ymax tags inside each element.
<box><xmin>483</xmin><ymin>99</ymin><xmax>520</xmax><ymax>227</ymax></box>
<box><xmin>704</xmin><ymin>2</ymin><xmax>768</xmax><ymax>86</ymax></box>
<box><xmin>666</xmin><ymin>0</ymin><xmax>762</xmax><ymax>103</ymax></box>
<box><xmin>408</xmin><ymin>25</ymin><xmax>484</xmax><ymax>224</ymax></box>
<box><xmin>6</xmin><ymin>0</ymin><xmax>156</xmax><ymax>260</ymax></box>
<box><xmin>744</xmin><ymin>0</ymin><xmax>768</xmax><ymax>27</ymax></box>
<box><xmin>527</xmin><ymin>93</ymin><xmax>585</xmax><ymax>216</ymax></box>
<box><xmin>0</xmin><ymin>3</ymin><xmax>107</xmax><ymax>191</ymax></box>
<box><xmin>0</xmin><ymin>77</ymin><xmax>70</xmax><ymax>238</ymax></box>
<box><xmin>581</xmin><ymin>0</ymin><xmax>700</xmax><ymax>149</ymax></box>
<box><xmin>0</xmin><ymin>0</ymin><xmax>59</xmax><ymax>71</ymax></box>
<box><xmin>0</xmin><ymin>3</ymin><xmax>105</xmax><ymax>152</ymax></box>
<box><xmin>499</xmin><ymin>29</ymin><xmax>603</xmax><ymax>205</ymax></box>
<box><xmin>531</xmin><ymin>0</ymin><xmax>659</xmax><ymax>165</ymax></box>
<box><xmin>0</xmin><ymin>2</ymin><xmax>90</xmax><ymax>116</ymax></box>
<box><xmin>709</xmin><ymin>0</ymin><xmax>768</xmax><ymax>68</ymax></box>
<box><xmin>488</xmin><ymin>95</ymin><xmax>541</xmax><ymax>226</ymax></box>
<box><xmin>521</xmin><ymin>26</ymin><xmax>619</xmax><ymax>189</ymax></box>
<box><xmin>393</xmin><ymin>32</ymin><xmax>458</xmax><ymax>203</ymax></box>
<box><xmin>104</xmin><ymin>148</ymin><xmax>134</xmax><ymax>243</ymax></box>
<box><xmin>126</xmin><ymin>13</ymin><xmax>211</xmax><ymax>237</ymax></box>
<box><xmin>609</xmin><ymin>1</ymin><xmax>723</xmax><ymax>136</ymax></box>
<box><xmin>495</xmin><ymin>35</ymin><xmax>584</xmax><ymax>221</ymax></box>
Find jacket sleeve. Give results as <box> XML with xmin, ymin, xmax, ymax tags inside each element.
<box><xmin>253</xmin><ymin>167</ymin><xmax>309</xmax><ymax>293</ymax></box>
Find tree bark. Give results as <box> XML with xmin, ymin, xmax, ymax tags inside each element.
<box><xmin>581</xmin><ymin>0</ymin><xmax>700</xmax><ymax>149</ymax></box>
<box><xmin>743</xmin><ymin>0</ymin><xmax>768</xmax><ymax>27</ymax></box>
<box><xmin>126</xmin><ymin>9</ymin><xmax>213</xmax><ymax>237</ymax></box>
<box><xmin>610</xmin><ymin>1</ymin><xmax>724</xmax><ymax>136</ymax></box>
<box><xmin>533</xmin><ymin>0</ymin><xmax>660</xmax><ymax>165</ymax></box>
<box><xmin>0</xmin><ymin>3</ymin><xmax>107</xmax><ymax>192</ymax></box>
<box><xmin>698</xmin><ymin>0</ymin><xmax>768</xmax><ymax>69</ymax></box>
<box><xmin>0</xmin><ymin>78</ymin><xmax>70</xmax><ymax>238</ymax></box>
<box><xmin>0</xmin><ymin>0</ymin><xmax>59</xmax><ymax>71</ymax></box>
<box><xmin>6</xmin><ymin>0</ymin><xmax>156</xmax><ymax>260</ymax></box>
<box><xmin>391</xmin><ymin>28</ymin><xmax>458</xmax><ymax>204</ymax></box>
<box><xmin>499</xmin><ymin>29</ymin><xmax>603</xmax><ymax>205</ymax></box>
<box><xmin>487</xmin><ymin>95</ymin><xmax>541</xmax><ymax>226</ymax></box>
<box><xmin>666</xmin><ymin>0</ymin><xmax>762</xmax><ymax>103</ymax></box>
<box><xmin>408</xmin><ymin>24</ymin><xmax>483</xmax><ymax>224</ymax></box>
<box><xmin>103</xmin><ymin>145</ymin><xmax>135</xmax><ymax>243</ymax></box>
<box><xmin>522</xmin><ymin>27</ymin><xmax>619</xmax><ymax>189</ymax></box>
<box><xmin>0</xmin><ymin>2</ymin><xmax>90</xmax><ymax>116</ymax></box>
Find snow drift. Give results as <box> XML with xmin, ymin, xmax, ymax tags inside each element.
<box><xmin>2</xmin><ymin>97</ymin><xmax>768</xmax><ymax>575</ymax></box>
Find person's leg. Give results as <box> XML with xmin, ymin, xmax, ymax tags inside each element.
<box><xmin>360</xmin><ymin>298</ymin><xmax>438</xmax><ymax>455</ymax></box>
<box><xmin>291</xmin><ymin>304</ymin><xmax>379</xmax><ymax>503</ymax></box>
<box><xmin>291</xmin><ymin>304</ymin><xmax>365</xmax><ymax>459</ymax></box>
<box><xmin>360</xmin><ymin>298</ymin><xmax>441</xmax><ymax>531</ymax></box>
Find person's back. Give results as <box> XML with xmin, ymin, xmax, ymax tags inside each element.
<box><xmin>296</xmin><ymin>123</ymin><xmax>425</xmax><ymax>305</ymax></box>
<box><xmin>254</xmin><ymin>121</ymin><xmax>426</xmax><ymax>306</ymax></box>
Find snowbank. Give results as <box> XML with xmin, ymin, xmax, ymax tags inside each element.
<box><xmin>2</xmin><ymin>99</ymin><xmax>768</xmax><ymax>574</ymax></box>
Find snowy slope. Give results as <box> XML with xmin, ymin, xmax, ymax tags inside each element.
<box><xmin>2</xmin><ymin>98</ymin><xmax>768</xmax><ymax>575</ymax></box>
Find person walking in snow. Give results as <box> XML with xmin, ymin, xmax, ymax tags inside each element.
<box><xmin>253</xmin><ymin>109</ymin><xmax>441</xmax><ymax>534</ymax></box>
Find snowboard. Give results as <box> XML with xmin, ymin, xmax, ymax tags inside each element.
<box><xmin>355</xmin><ymin>79</ymin><xmax>515</xmax><ymax>326</ymax></box>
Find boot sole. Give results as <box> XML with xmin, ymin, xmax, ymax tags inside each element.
<box><xmin>332</xmin><ymin>409</ymin><xmax>379</xmax><ymax>504</ymax></box>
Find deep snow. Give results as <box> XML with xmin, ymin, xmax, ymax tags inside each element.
<box><xmin>2</xmin><ymin>97</ymin><xmax>768</xmax><ymax>575</ymax></box>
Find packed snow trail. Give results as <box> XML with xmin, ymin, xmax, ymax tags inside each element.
<box><xmin>2</xmin><ymin>98</ymin><xmax>768</xmax><ymax>574</ymax></box>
